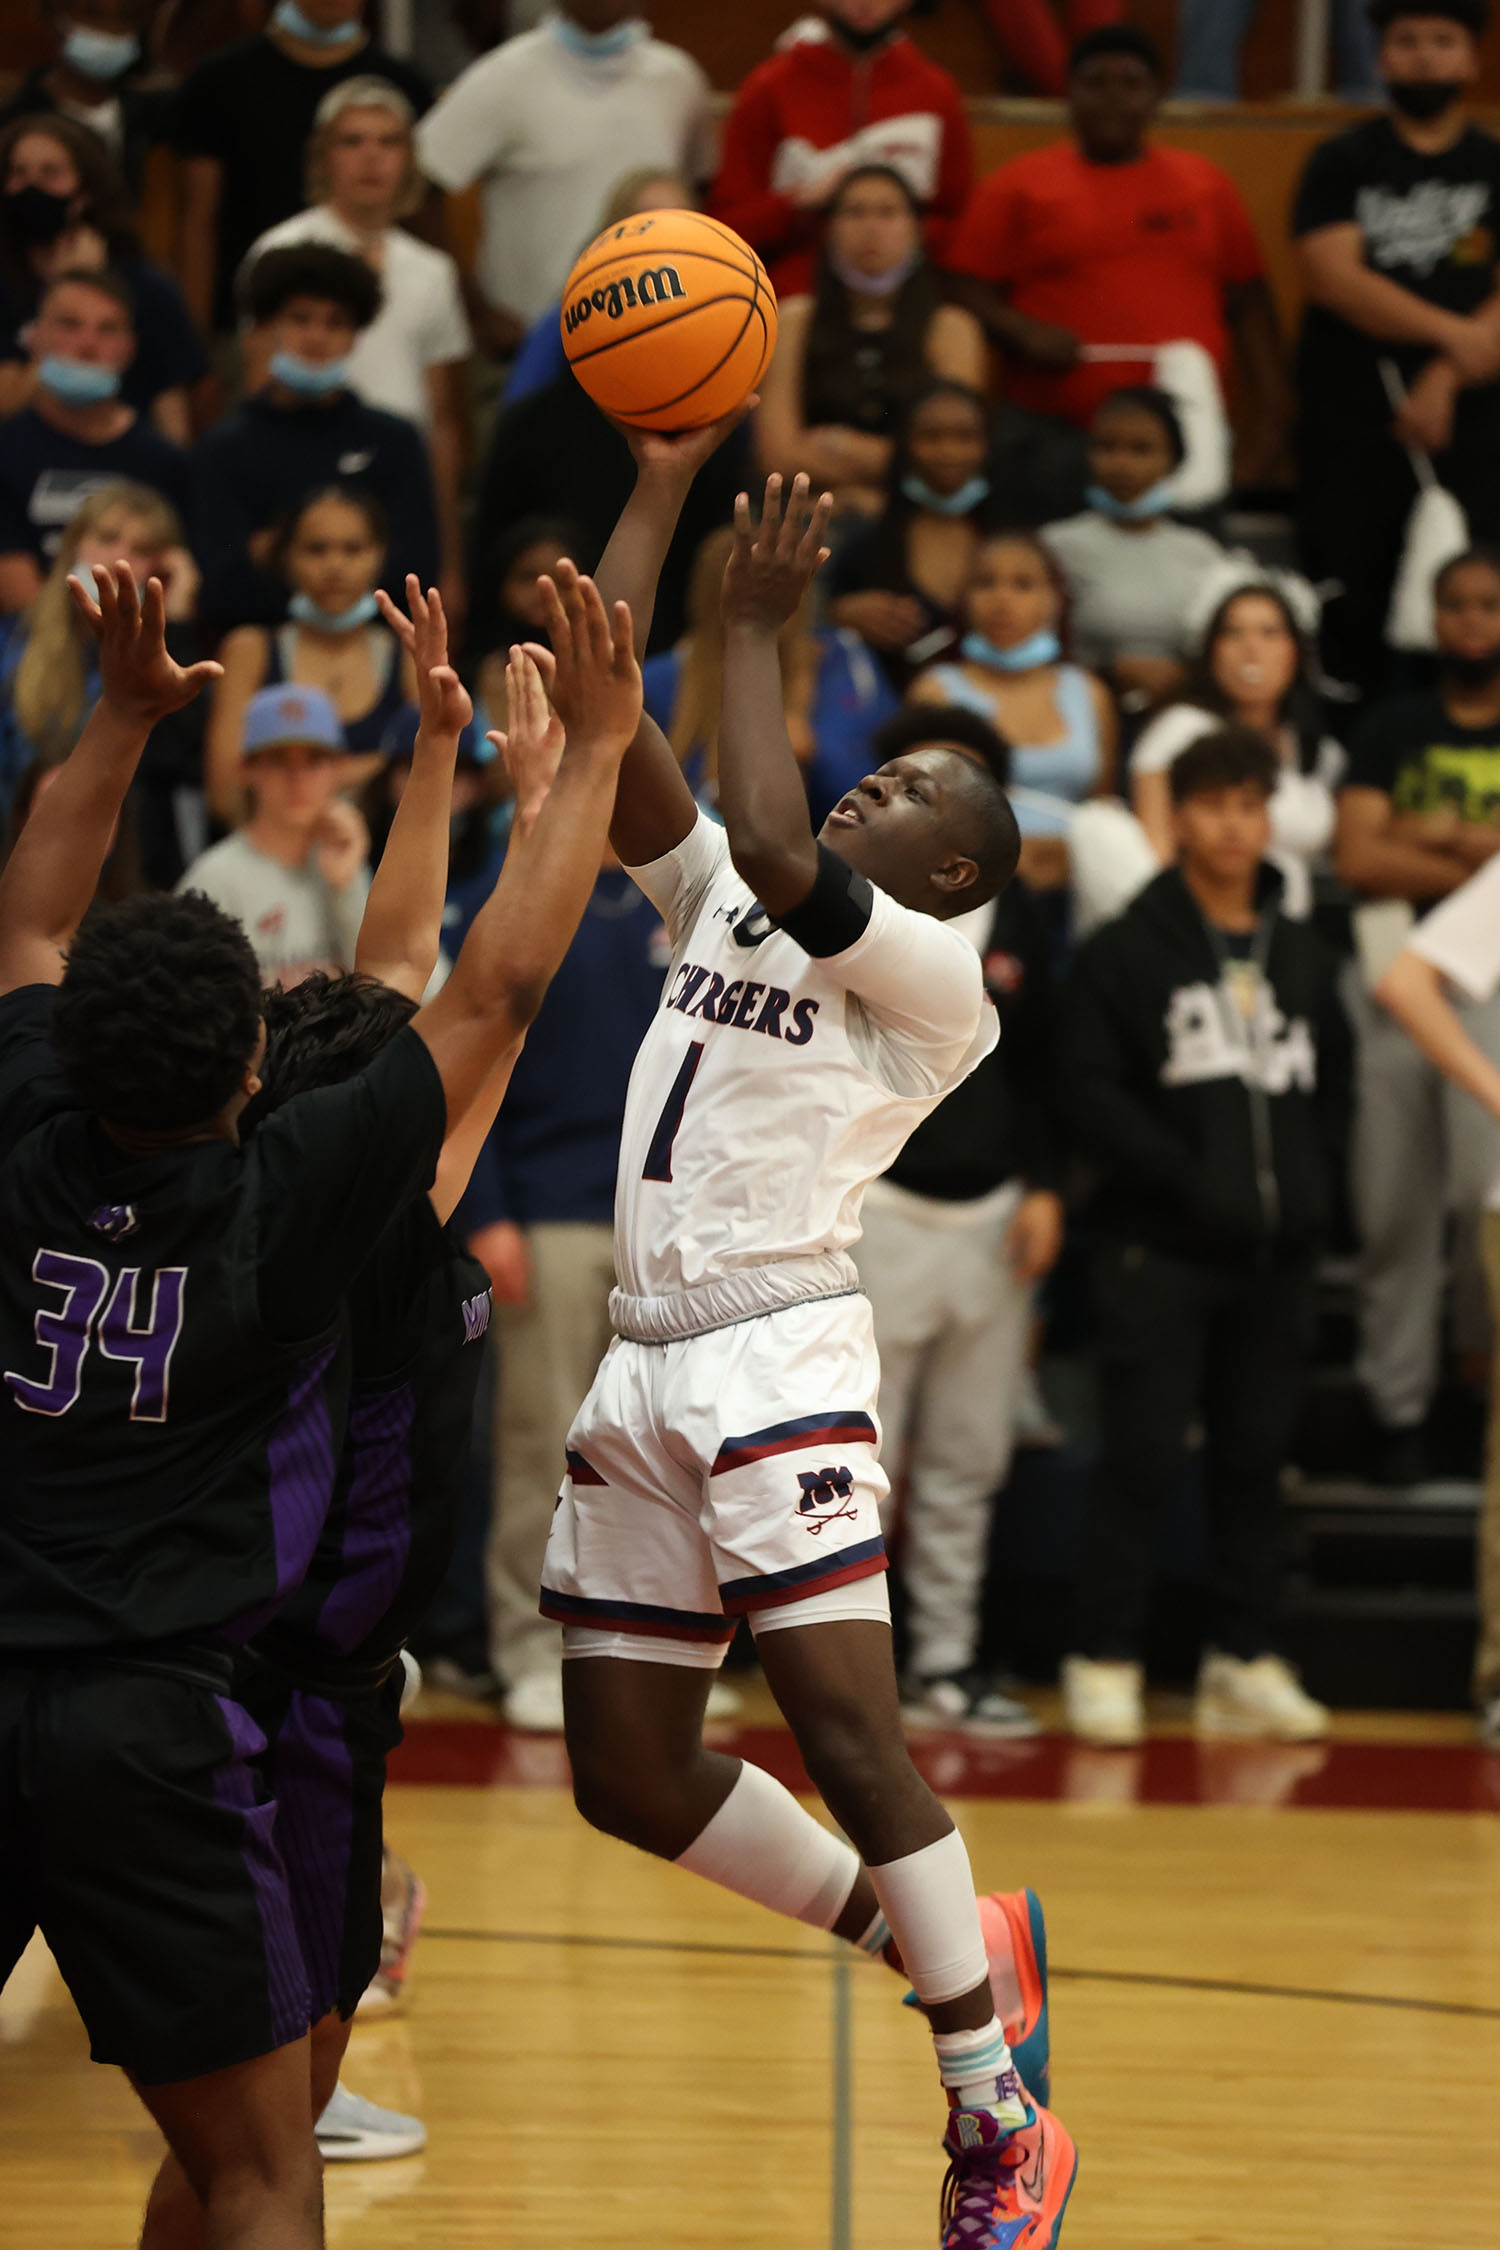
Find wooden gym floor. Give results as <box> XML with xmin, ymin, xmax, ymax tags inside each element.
<box><xmin>5</xmin><ymin>1685</ymin><xmax>1500</xmax><ymax>2249</ymax></box>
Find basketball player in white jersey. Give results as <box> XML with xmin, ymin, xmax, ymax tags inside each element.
<box><xmin>536</xmin><ymin>439</ymin><xmax>1077</xmax><ymax>2248</ymax></box>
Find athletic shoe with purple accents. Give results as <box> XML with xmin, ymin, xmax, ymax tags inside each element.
<box><xmin>940</xmin><ymin>2096</ymin><xmax>1078</xmax><ymax>2249</ymax></box>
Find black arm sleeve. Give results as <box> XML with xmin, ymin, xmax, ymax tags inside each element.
<box><xmin>769</xmin><ymin>844</ymin><xmax>874</xmax><ymax>958</ymax></box>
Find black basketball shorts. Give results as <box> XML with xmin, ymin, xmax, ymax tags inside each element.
<box><xmin>0</xmin><ymin>1657</ymin><xmax>311</xmax><ymax>2086</ymax></box>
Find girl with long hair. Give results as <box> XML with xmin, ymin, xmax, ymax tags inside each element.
<box><xmin>0</xmin><ymin>115</ymin><xmax>205</xmax><ymax>440</ymax></box>
<box><xmin>755</xmin><ymin>165</ymin><xmax>986</xmax><ymax>515</ymax></box>
<box><xmin>205</xmin><ymin>485</ymin><xmax>416</xmax><ymax>825</ymax></box>
<box><xmin>910</xmin><ymin>529</ymin><xmax>1117</xmax><ymax>889</ymax></box>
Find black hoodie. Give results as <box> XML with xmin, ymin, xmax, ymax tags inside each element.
<box><xmin>1058</xmin><ymin>865</ymin><xmax>1351</xmax><ymax>1263</ymax></box>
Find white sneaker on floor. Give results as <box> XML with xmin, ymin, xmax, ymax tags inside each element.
<box><xmin>1194</xmin><ymin>1652</ymin><xmax>1330</xmax><ymax>1742</ymax></box>
<box><xmin>1061</xmin><ymin>1655</ymin><xmax>1144</xmax><ymax>1747</ymax></box>
<box><xmin>315</xmin><ymin>2084</ymin><xmax>426</xmax><ymax>2162</ymax></box>
<box><xmin>503</xmin><ymin>1665</ymin><xmax>565</xmax><ymax>1734</ymax></box>
<box><xmin>705</xmin><ymin>1677</ymin><xmax>743</xmax><ymax>1720</ymax></box>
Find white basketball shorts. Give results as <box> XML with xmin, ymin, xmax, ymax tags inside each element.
<box><xmin>539</xmin><ymin>1294</ymin><xmax>891</xmax><ymax>1668</ymax></box>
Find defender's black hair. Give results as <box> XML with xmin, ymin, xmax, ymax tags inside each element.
<box><xmin>1168</xmin><ymin>724</ymin><xmax>1280</xmax><ymax>806</ymax></box>
<box><xmin>244</xmin><ymin>970</ymin><xmax>418</xmax><ymax>1132</ymax></box>
<box><xmin>241</xmin><ymin>242</ymin><xmax>381</xmax><ymax>331</ymax></box>
<box><xmin>53</xmin><ymin>892</ymin><xmax>263</xmax><ymax>1132</ymax></box>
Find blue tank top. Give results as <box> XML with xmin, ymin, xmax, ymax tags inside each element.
<box><xmin>266</xmin><ymin>623</ymin><xmax>407</xmax><ymax>755</ymax></box>
<box><xmin>924</xmin><ymin>661</ymin><xmax>1101</xmax><ymax>838</ymax></box>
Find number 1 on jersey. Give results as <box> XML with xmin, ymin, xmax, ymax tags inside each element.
<box><xmin>642</xmin><ymin>1041</ymin><xmax>704</xmax><ymax>1183</ymax></box>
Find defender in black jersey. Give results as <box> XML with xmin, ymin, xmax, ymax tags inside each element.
<box><xmin>0</xmin><ymin>563</ymin><xmax>643</xmax><ymax>2250</ymax></box>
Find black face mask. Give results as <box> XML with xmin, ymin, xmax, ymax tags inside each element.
<box><xmin>3</xmin><ymin>183</ymin><xmax>74</xmax><ymax>245</ymax></box>
<box><xmin>827</xmin><ymin>11</ymin><xmax>904</xmax><ymax>56</ymax></box>
<box><xmin>1440</xmin><ymin>649</ymin><xmax>1500</xmax><ymax>689</ymax></box>
<box><xmin>1386</xmin><ymin>78</ymin><xmax>1465</xmax><ymax>122</ymax></box>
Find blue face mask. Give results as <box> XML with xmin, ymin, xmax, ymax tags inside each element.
<box><xmin>962</xmin><ymin>627</ymin><xmax>1061</xmax><ymax>673</ymax></box>
<box><xmin>289</xmin><ymin>588</ymin><xmax>379</xmax><ymax>634</ymax></box>
<box><xmin>551</xmin><ymin>11</ymin><xmax>646</xmax><ymax>61</ymax></box>
<box><xmin>902</xmin><ymin>472</ymin><xmax>990</xmax><ymax>519</ymax></box>
<box><xmin>61</xmin><ymin>23</ymin><xmax>141</xmax><ymax>79</ymax></box>
<box><xmin>269</xmin><ymin>348</ymin><xmax>349</xmax><ymax>398</ymax></box>
<box><xmin>1086</xmin><ymin>478</ymin><xmax>1178</xmax><ymax>524</ymax></box>
<box><xmin>38</xmin><ymin>353</ymin><xmax>121</xmax><ymax>406</ymax></box>
<box><xmin>272</xmin><ymin>1</ymin><xmax>362</xmax><ymax>46</ymax></box>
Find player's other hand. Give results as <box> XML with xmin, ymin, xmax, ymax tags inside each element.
<box><xmin>488</xmin><ymin>644</ymin><xmax>565</xmax><ymax>840</ymax></box>
<box><xmin>68</xmin><ymin>560</ymin><xmax>223</xmax><ymax>727</ymax></box>
<box><xmin>469</xmin><ymin>1218</ymin><xmax>529</xmax><ymax>1307</ymax></box>
<box><xmin>376</xmin><ymin>577</ymin><xmax>473</xmax><ymax>741</ymax></box>
<box><xmin>315</xmin><ymin>796</ymin><xmax>370</xmax><ymax>894</ymax></box>
<box><xmin>722</xmin><ymin>473</ymin><xmax>832</xmax><ymax>635</ymax></box>
<box><xmin>527</xmin><ymin>559</ymin><xmax>642</xmax><ymax>760</ymax></box>
<box><xmin>620</xmin><ymin>396</ymin><xmax>758</xmax><ymax>485</ymax></box>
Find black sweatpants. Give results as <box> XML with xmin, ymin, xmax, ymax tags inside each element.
<box><xmin>1297</xmin><ymin>395</ymin><xmax>1500</xmax><ymax>704</ymax></box>
<box><xmin>1073</xmin><ymin>1241</ymin><xmax>1316</xmax><ymax>1665</ymax></box>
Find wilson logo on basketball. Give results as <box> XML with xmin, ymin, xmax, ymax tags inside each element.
<box><xmin>564</xmin><ymin>267</ymin><xmax>687</xmax><ymax>334</ymax></box>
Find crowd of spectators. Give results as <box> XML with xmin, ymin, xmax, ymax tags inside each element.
<box><xmin>4</xmin><ymin>0</ymin><xmax>1500</xmax><ymax>1752</ymax></box>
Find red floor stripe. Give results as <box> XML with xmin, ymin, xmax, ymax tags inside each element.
<box><xmin>388</xmin><ymin>1719</ymin><xmax>1500</xmax><ymax>1814</ymax></box>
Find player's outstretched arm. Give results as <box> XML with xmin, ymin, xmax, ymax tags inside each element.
<box><xmin>597</xmin><ymin>409</ymin><xmax>750</xmax><ymax>869</ymax></box>
<box><xmin>717</xmin><ymin>473</ymin><xmax>832</xmax><ymax>917</ymax></box>
<box><xmin>0</xmin><ymin>562</ymin><xmax>222</xmax><ymax>996</ymax></box>
<box><xmin>410</xmin><ymin>570</ymin><xmax>641</xmax><ymax>1128</ymax></box>
<box><xmin>359</xmin><ymin>575</ymin><xmax>472</xmax><ymax>1002</ymax></box>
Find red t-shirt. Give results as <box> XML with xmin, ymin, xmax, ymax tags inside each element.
<box><xmin>948</xmin><ymin>141</ymin><xmax>1266</xmax><ymax>427</ymax></box>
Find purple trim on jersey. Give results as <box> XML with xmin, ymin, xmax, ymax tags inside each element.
<box><xmin>538</xmin><ymin>1584</ymin><xmax>736</xmax><ymax>1643</ymax></box>
<box><xmin>268</xmin><ymin>1690</ymin><xmax>356</xmax><ymax>2024</ymax></box>
<box><xmin>564</xmin><ymin>1447</ymin><xmax>607</xmax><ymax>1487</ymax></box>
<box><xmin>268</xmin><ymin>1344</ymin><xmax>340</xmax><ymax>1601</ymax></box>
<box><xmin>211</xmin><ymin>1695</ymin><xmax>311</xmax><ymax>2049</ymax></box>
<box><xmin>316</xmin><ymin>1382</ymin><xmax>417</xmax><ymax>1654</ymax></box>
<box><xmin>711</xmin><ymin>1410</ymin><xmax>878</xmax><ymax>1477</ymax></box>
<box><xmin>718</xmin><ymin>1534</ymin><xmax>888</xmax><ymax>1615</ymax></box>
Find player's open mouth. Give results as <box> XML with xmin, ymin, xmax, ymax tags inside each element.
<box><xmin>829</xmin><ymin>799</ymin><xmax>863</xmax><ymax>827</ymax></box>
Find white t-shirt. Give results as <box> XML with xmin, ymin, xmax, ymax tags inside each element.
<box><xmin>613</xmin><ymin>815</ymin><xmax>997</xmax><ymax>1336</ymax></box>
<box><xmin>179</xmin><ymin>830</ymin><xmax>369</xmax><ymax>989</ymax></box>
<box><xmin>1042</xmin><ymin>513</ymin><xmax>1224</xmax><ymax>668</ymax></box>
<box><xmin>1407</xmin><ymin>855</ymin><xmax>1500</xmax><ymax>1208</ymax></box>
<box><xmin>1131</xmin><ymin>702</ymin><xmax>1346</xmax><ymax>919</ymax></box>
<box><xmin>243</xmin><ymin>206</ymin><xmax>471</xmax><ymax>428</ymax></box>
<box><xmin>414</xmin><ymin>16</ymin><xmax>714</xmax><ymax>322</ymax></box>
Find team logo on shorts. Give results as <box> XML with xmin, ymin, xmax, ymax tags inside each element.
<box><xmin>796</xmin><ymin>1464</ymin><xmax>858</xmax><ymax>1534</ymax></box>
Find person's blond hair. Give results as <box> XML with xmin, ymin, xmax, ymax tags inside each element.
<box><xmin>306</xmin><ymin>75</ymin><xmax>422</xmax><ymax>220</ymax></box>
<box><xmin>13</xmin><ymin>482</ymin><xmax>182</xmax><ymax>754</ymax></box>
<box><xmin>670</xmin><ymin>528</ymin><xmax>820</xmax><ymax>786</ymax></box>
<box><xmin>595</xmin><ymin>164</ymin><xmax>694</xmax><ymax>235</ymax></box>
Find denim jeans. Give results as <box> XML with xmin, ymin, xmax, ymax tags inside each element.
<box><xmin>1175</xmin><ymin>0</ymin><xmax>1380</xmax><ymax>100</ymax></box>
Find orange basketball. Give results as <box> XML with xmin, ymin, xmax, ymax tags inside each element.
<box><xmin>560</xmin><ymin>211</ymin><xmax>778</xmax><ymax>432</ymax></box>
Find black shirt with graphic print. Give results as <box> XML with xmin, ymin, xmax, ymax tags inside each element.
<box><xmin>1293</xmin><ymin>116</ymin><xmax>1500</xmax><ymax>428</ymax></box>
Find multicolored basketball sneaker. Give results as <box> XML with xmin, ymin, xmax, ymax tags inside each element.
<box><xmin>940</xmin><ymin>2098</ymin><xmax>1078</xmax><ymax>2249</ymax></box>
<box><xmin>979</xmin><ymin>1888</ymin><xmax>1050</xmax><ymax>2108</ymax></box>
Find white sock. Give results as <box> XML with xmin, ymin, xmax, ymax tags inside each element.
<box><xmin>869</xmin><ymin>1829</ymin><xmax>1026</xmax><ymax>2124</ymax></box>
<box><xmin>674</xmin><ymin>1762</ymin><xmax>859</xmax><ymax>1931</ymax></box>
<box><xmin>933</xmin><ymin>2021</ymin><xmax>1029</xmax><ymax>2125</ymax></box>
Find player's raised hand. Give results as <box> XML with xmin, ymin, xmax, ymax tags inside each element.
<box><xmin>68</xmin><ymin>560</ymin><xmax>223</xmax><ymax>727</ymax></box>
<box><xmin>376</xmin><ymin>575</ymin><xmax>472</xmax><ymax>739</ymax></box>
<box><xmin>488</xmin><ymin>645</ymin><xmax>565</xmax><ymax>840</ymax></box>
<box><xmin>527</xmin><ymin>559</ymin><xmax>642</xmax><ymax>759</ymax></box>
<box><xmin>618</xmin><ymin>396</ymin><xmax>759</xmax><ymax>487</ymax></box>
<box><xmin>721</xmin><ymin>473</ymin><xmax>833</xmax><ymax>634</ymax></box>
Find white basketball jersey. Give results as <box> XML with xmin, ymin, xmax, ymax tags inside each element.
<box><xmin>613</xmin><ymin>815</ymin><xmax>998</xmax><ymax>1337</ymax></box>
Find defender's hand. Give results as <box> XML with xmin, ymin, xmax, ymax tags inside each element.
<box><xmin>527</xmin><ymin>558</ymin><xmax>641</xmax><ymax>758</ymax></box>
<box><xmin>68</xmin><ymin>562</ymin><xmax>223</xmax><ymax>727</ymax></box>
<box><xmin>488</xmin><ymin>645</ymin><xmax>566</xmax><ymax>840</ymax></box>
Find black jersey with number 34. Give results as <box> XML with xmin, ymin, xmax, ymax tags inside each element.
<box><xmin>0</xmin><ymin>988</ymin><xmax>447</xmax><ymax>1653</ymax></box>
